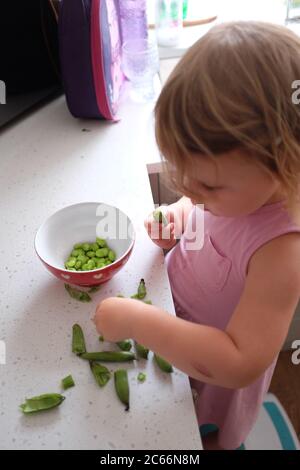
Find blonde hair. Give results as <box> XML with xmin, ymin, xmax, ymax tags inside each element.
<box><xmin>155</xmin><ymin>21</ymin><xmax>300</xmax><ymax>212</ymax></box>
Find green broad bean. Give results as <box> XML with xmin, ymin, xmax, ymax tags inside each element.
<box><xmin>96</xmin><ymin>248</ymin><xmax>108</xmax><ymax>258</ymax></box>
<box><xmin>97</xmin><ymin>262</ymin><xmax>105</xmax><ymax>269</ymax></box>
<box><xmin>77</xmin><ymin>254</ymin><xmax>88</xmax><ymax>264</ymax></box>
<box><xmin>96</xmin><ymin>238</ymin><xmax>107</xmax><ymax>247</ymax></box>
<box><xmin>65</xmin><ymin>238</ymin><xmax>116</xmax><ymax>272</ymax></box>
<box><xmin>71</xmin><ymin>249</ymin><xmax>81</xmax><ymax>257</ymax></box>
<box><xmin>66</xmin><ymin>258</ymin><xmax>76</xmax><ymax>268</ymax></box>
<box><xmin>137</xmin><ymin>372</ymin><xmax>146</xmax><ymax>383</ymax></box>
<box><xmin>87</xmin><ymin>260</ymin><xmax>95</xmax><ymax>269</ymax></box>
<box><xmin>108</xmin><ymin>250</ymin><xmax>116</xmax><ymax>262</ymax></box>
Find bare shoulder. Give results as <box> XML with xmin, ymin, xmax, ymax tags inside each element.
<box><xmin>247</xmin><ymin>231</ymin><xmax>300</xmax><ymax>295</ymax></box>
<box><xmin>249</xmin><ymin>231</ymin><xmax>300</xmax><ymax>268</ymax></box>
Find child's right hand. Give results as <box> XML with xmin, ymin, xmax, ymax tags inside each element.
<box><xmin>144</xmin><ymin>206</ymin><xmax>177</xmax><ymax>250</ymax></box>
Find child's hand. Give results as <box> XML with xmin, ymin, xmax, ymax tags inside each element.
<box><xmin>144</xmin><ymin>206</ymin><xmax>177</xmax><ymax>250</ymax></box>
<box><xmin>93</xmin><ymin>297</ymin><xmax>142</xmax><ymax>342</ymax></box>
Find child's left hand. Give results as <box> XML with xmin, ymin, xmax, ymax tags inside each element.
<box><xmin>93</xmin><ymin>297</ymin><xmax>142</xmax><ymax>342</ymax></box>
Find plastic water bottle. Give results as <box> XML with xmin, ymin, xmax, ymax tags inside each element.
<box><xmin>155</xmin><ymin>0</ymin><xmax>183</xmax><ymax>47</ymax></box>
<box><xmin>118</xmin><ymin>0</ymin><xmax>148</xmax><ymax>44</ymax></box>
<box><xmin>183</xmin><ymin>0</ymin><xmax>188</xmax><ymax>20</ymax></box>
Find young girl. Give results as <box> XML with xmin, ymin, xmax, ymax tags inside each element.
<box><xmin>93</xmin><ymin>21</ymin><xmax>300</xmax><ymax>450</ymax></box>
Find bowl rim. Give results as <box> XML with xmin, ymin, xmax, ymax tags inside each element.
<box><xmin>34</xmin><ymin>201</ymin><xmax>136</xmax><ymax>274</ymax></box>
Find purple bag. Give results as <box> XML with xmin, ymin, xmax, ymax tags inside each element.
<box><xmin>58</xmin><ymin>0</ymin><xmax>124</xmax><ymax>121</ymax></box>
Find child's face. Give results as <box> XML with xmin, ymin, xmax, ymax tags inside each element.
<box><xmin>183</xmin><ymin>149</ymin><xmax>282</xmax><ymax>217</ymax></box>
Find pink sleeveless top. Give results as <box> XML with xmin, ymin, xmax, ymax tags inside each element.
<box><xmin>165</xmin><ymin>200</ymin><xmax>300</xmax><ymax>449</ymax></box>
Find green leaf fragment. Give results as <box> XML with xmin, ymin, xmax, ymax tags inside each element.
<box><xmin>72</xmin><ymin>324</ymin><xmax>87</xmax><ymax>356</ymax></box>
<box><xmin>153</xmin><ymin>209</ymin><xmax>168</xmax><ymax>227</ymax></box>
<box><xmin>62</xmin><ymin>375</ymin><xmax>75</xmax><ymax>390</ymax></box>
<box><xmin>154</xmin><ymin>354</ymin><xmax>173</xmax><ymax>373</ymax></box>
<box><xmin>130</xmin><ymin>293</ymin><xmax>139</xmax><ymax>299</ymax></box>
<box><xmin>116</xmin><ymin>340</ymin><xmax>132</xmax><ymax>352</ymax></box>
<box><xmin>80</xmin><ymin>351</ymin><xmax>136</xmax><ymax>362</ymax></box>
<box><xmin>137</xmin><ymin>278</ymin><xmax>147</xmax><ymax>299</ymax></box>
<box><xmin>131</xmin><ymin>279</ymin><xmax>147</xmax><ymax>300</ymax></box>
<box><xmin>90</xmin><ymin>362</ymin><xmax>111</xmax><ymax>387</ymax></box>
<box><xmin>65</xmin><ymin>284</ymin><xmax>92</xmax><ymax>302</ymax></box>
<box><xmin>135</xmin><ymin>342</ymin><xmax>149</xmax><ymax>359</ymax></box>
<box><xmin>114</xmin><ymin>369</ymin><xmax>130</xmax><ymax>411</ymax></box>
<box><xmin>20</xmin><ymin>394</ymin><xmax>65</xmax><ymax>414</ymax></box>
<box><xmin>88</xmin><ymin>285</ymin><xmax>102</xmax><ymax>293</ymax></box>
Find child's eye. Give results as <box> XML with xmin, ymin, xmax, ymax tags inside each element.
<box><xmin>202</xmin><ymin>183</ymin><xmax>218</xmax><ymax>191</ymax></box>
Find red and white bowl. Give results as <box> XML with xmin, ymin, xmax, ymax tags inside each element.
<box><xmin>34</xmin><ymin>202</ymin><xmax>135</xmax><ymax>287</ymax></box>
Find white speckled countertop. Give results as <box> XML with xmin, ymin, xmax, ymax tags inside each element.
<box><xmin>0</xmin><ymin>81</ymin><xmax>202</xmax><ymax>450</ymax></box>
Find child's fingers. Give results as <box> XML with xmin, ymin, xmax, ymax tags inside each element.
<box><xmin>145</xmin><ymin>221</ymin><xmax>173</xmax><ymax>242</ymax></box>
<box><xmin>160</xmin><ymin>222</ymin><xmax>175</xmax><ymax>241</ymax></box>
<box><xmin>144</xmin><ymin>209</ymin><xmax>177</xmax><ymax>247</ymax></box>
<box><xmin>166</xmin><ymin>209</ymin><xmax>175</xmax><ymax>225</ymax></box>
<box><xmin>154</xmin><ymin>227</ymin><xmax>176</xmax><ymax>249</ymax></box>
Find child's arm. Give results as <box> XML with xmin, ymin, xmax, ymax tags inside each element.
<box><xmin>95</xmin><ymin>232</ymin><xmax>300</xmax><ymax>389</ymax></box>
<box><xmin>127</xmin><ymin>232</ymin><xmax>300</xmax><ymax>388</ymax></box>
